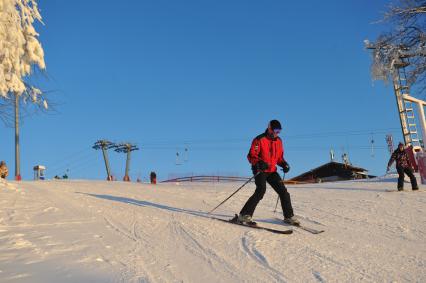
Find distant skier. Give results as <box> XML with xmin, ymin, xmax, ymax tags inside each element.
<box><xmin>235</xmin><ymin>120</ymin><xmax>299</xmax><ymax>225</ymax></box>
<box><xmin>150</xmin><ymin>172</ymin><xmax>157</xmax><ymax>184</ymax></box>
<box><xmin>387</xmin><ymin>142</ymin><xmax>419</xmax><ymax>191</ymax></box>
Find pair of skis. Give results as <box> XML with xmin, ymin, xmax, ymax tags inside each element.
<box><xmin>211</xmin><ymin>215</ymin><xmax>324</xmax><ymax>235</ymax></box>
<box><xmin>282</xmin><ymin>220</ymin><xmax>325</xmax><ymax>234</ymax></box>
<box><xmin>385</xmin><ymin>189</ymin><xmax>424</xmax><ymax>192</ymax></box>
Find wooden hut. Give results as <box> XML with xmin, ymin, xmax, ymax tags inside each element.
<box><xmin>289</xmin><ymin>161</ymin><xmax>374</xmax><ymax>183</ymax></box>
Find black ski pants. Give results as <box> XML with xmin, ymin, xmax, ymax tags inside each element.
<box><xmin>396</xmin><ymin>166</ymin><xmax>418</xmax><ymax>190</ymax></box>
<box><xmin>240</xmin><ymin>172</ymin><xmax>294</xmax><ymax>219</ymax></box>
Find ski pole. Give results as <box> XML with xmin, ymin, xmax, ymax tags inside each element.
<box><xmin>273</xmin><ymin>171</ymin><xmax>285</xmax><ymax>213</ymax></box>
<box><xmin>273</xmin><ymin>196</ymin><xmax>280</xmax><ymax>213</ymax></box>
<box><xmin>208</xmin><ymin>172</ymin><xmax>260</xmax><ymax>214</ymax></box>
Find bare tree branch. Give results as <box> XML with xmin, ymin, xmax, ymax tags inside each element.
<box><xmin>367</xmin><ymin>0</ymin><xmax>426</xmax><ymax>96</ymax></box>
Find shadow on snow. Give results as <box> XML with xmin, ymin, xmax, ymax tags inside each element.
<box><xmin>76</xmin><ymin>192</ymin><xmax>231</xmax><ymax>220</ymax></box>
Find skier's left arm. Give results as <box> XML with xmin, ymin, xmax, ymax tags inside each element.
<box><xmin>277</xmin><ymin>140</ymin><xmax>290</xmax><ymax>173</ymax></box>
<box><xmin>387</xmin><ymin>151</ymin><xmax>396</xmax><ymax>169</ymax></box>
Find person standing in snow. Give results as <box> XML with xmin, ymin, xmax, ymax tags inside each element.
<box><xmin>0</xmin><ymin>161</ymin><xmax>9</xmax><ymax>179</ymax></box>
<box><xmin>150</xmin><ymin>172</ymin><xmax>157</xmax><ymax>184</ymax></box>
<box><xmin>387</xmin><ymin>142</ymin><xmax>419</xmax><ymax>191</ymax></box>
<box><xmin>236</xmin><ymin>120</ymin><xmax>299</xmax><ymax>225</ymax></box>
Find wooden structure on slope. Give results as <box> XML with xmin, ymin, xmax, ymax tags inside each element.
<box><xmin>289</xmin><ymin>161</ymin><xmax>374</xmax><ymax>183</ymax></box>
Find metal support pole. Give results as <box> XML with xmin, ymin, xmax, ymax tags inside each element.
<box><xmin>417</xmin><ymin>102</ymin><xmax>426</xmax><ymax>146</ymax></box>
<box><xmin>14</xmin><ymin>95</ymin><xmax>21</xmax><ymax>181</ymax></box>
<box><xmin>101</xmin><ymin>146</ymin><xmax>112</xmax><ymax>180</ymax></box>
<box><xmin>403</xmin><ymin>94</ymin><xmax>426</xmax><ymax>149</ymax></box>
<box><xmin>393</xmin><ymin>71</ymin><xmax>411</xmax><ymax>145</ymax></box>
<box><xmin>124</xmin><ymin>149</ymin><xmax>131</xmax><ymax>181</ymax></box>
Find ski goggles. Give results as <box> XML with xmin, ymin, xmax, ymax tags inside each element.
<box><xmin>273</xmin><ymin>129</ymin><xmax>281</xmax><ymax>135</ymax></box>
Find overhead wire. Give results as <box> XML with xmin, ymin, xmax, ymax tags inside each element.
<box><xmin>42</xmin><ymin>127</ymin><xmax>400</xmax><ymax>178</ymax></box>
<box><xmin>48</xmin><ymin>149</ymin><xmax>97</xmax><ymax>175</ymax></box>
<box><xmin>139</xmin><ymin>127</ymin><xmax>401</xmax><ymax>147</ymax></box>
<box><xmin>46</xmin><ymin>147</ymin><xmax>93</xmax><ymax>170</ymax></box>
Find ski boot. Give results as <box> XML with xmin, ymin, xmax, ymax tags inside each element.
<box><xmin>231</xmin><ymin>214</ymin><xmax>257</xmax><ymax>226</ymax></box>
<box><xmin>284</xmin><ymin>216</ymin><xmax>300</xmax><ymax>226</ymax></box>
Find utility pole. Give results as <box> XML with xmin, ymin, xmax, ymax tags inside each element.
<box><xmin>115</xmin><ymin>143</ymin><xmax>139</xmax><ymax>181</ymax></box>
<box><xmin>93</xmin><ymin>140</ymin><xmax>116</xmax><ymax>181</ymax></box>
<box><xmin>386</xmin><ymin>134</ymin><xmax>394</xmax><ymax>155</ymax></box>
<box><xmin>14</xmin><ymin>94</ymin><xmax>21</xmax><ymax>181</ymax></box>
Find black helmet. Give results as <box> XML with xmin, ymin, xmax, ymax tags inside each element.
<box><xmin>269</xmin><ymin>119</ymin><xmax>282</xmax><ymax>130</ymax></box>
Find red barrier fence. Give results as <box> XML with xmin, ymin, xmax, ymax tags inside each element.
<box><xmin>161</xmin><ymin>175</ymin><xmax>251</xmax><ymax>183</ymax></box>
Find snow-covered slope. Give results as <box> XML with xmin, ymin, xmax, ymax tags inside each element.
<box><xmin>0</xmin><ymin>175</ymin><xmax>425</xmax><ymax>282</ymax></box>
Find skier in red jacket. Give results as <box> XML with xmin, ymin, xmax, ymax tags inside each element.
<box><xmin>236</xmin><ymin>120</ymin><xmax>299</xmax><ymax>225</ymax></box>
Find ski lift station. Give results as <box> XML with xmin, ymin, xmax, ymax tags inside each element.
<box><xmin>33</xmin><ymin>165</ymin><xmax>46</xmax><ymax>180</ymax></box>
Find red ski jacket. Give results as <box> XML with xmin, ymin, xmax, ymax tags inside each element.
<box><xmin>247</xmin><ymin>131</ymin><xmax>286</xmax><ymax>173</ymax></box>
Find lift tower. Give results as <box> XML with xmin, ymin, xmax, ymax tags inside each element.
<box><xmin>115</xmin><ymin>143</ymin><xmax>139</xmax><ymax>181</ymax></box>
<box><xmin>93</xmin><ymin>140</ymin><xmax>116</xmax><ymax>181</ymax></box>
<box><xmin>366</xmin><ymin>43</ymin><xmax>425</xmax><ymax>152</ymax></box>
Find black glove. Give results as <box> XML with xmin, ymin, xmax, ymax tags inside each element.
<box><xmin>252</xmin><ymin>160</ymin><xmax>269</xmax><ymax>174</ymax></box>
<box><xmin>280</xmin><ymin>161</ymin><xmax>290</xmax><ymax>173</ymax></box>
<box><xmin>256</xmin><ymin>160</ymin><xmax>269</xmax><ymax>171</ymax></box>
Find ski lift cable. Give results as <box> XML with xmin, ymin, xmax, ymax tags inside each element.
<box><xmin>61</xmin><ymin>157</ymin><xmax>99</xmax><ymax>178</ymax></box>
<box><xmin>50</xmin><ymin>156</ymin><xmax>97</xmax><ymax>176</ymax></box>
<box><xmin>142</xmin><ymin>144</ymin><xmax>389</xmax><ymax>151</ymax></box>
<box><xmin>49</xmin><ymin>152</ymin><xmax>98</xmax><ymax>174</ymax></box>
<box><xmin>140</xmin><ymin>127</ymin><xmax>401</xmax><ymax>147</ymax></box>
<box><xmin>47</xmin><ymin>147</ymin><xmax>93</xmax><ymax>168</ymax></box>
<box><xmin>68</xmin><ymin>160</ymin><xmax>102</xmax><ymax>179</ymax></box>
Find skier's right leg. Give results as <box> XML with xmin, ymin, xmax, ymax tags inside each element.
<box><xmin>397</xmin><ymin>165</ymin><xmax>405</xmax><ymax>191</ymax></box>
<box><xmin>267</xmin><ymin>172</ymin><xmax>295</xmax><ymax>221</ymax></box>
<box><xmin>239</xmin><ymin>172</ymin><xmax>267</xmax><ymax>219</ymax></box>
<box><xmin>404</xmin><ymin>167</ymin><xmax>419</xmax><ymax>190</ymax></box>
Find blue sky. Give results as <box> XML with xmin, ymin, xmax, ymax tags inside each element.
<box><xmin>1</xmin><ymin>0</ymin><xmax>405</xmax><ymax>181</ymax></box>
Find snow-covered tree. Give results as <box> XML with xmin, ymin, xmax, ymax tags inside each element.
<box><xmin>0</xmin><ymin>0</ymin><xmax>45</xmax><ymax>96</ymax></box>
<box><xmin>366</xmin><ymin>0</ymin><xmax>426</xmax><ymax>91</ymax></box>
<box><xmin>0</xmin><ymin>0</ymin><xmax>46</xmax><ymax>180</ymax></box>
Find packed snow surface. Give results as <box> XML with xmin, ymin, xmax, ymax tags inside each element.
<box><xmin>0</xmin><ymin>175</ymin><xmax>425</xmax><ymax>282</ymax></box>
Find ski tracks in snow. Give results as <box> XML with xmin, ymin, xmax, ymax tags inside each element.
<box><xmin>100</xmin><ymin>212</ymin><xmax>156</xmax><ymax>282</ymax></box>
<box><xmin>167</xmin><ymin>217</ymin><xmax>240</xmax><ymax>281</ymax></box>
<box><xmin>105</xmin><ymin>208</ymin><xmax>292</xmax><ymax>282</ymax></box>
<box><xmin>101</xmin><ymin>209</ymin><xmax>237</xmax><ymax>282</ymax></box>
<box><xmin>240</xmin><ymin>233</ymin><xmax>288</xmax><ymax>282</ymax></box>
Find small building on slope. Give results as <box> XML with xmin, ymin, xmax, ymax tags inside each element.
<box><xmin>289</xmin><ymin>161</ymin><xmax>374</xmax><ymax>183</ymax></box>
